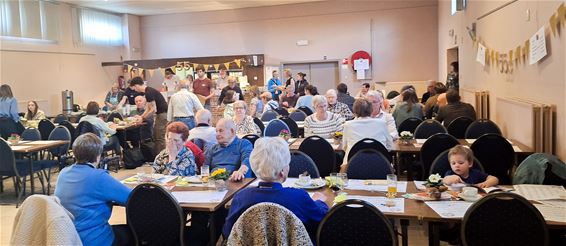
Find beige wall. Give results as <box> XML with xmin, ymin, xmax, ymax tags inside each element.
<box><xmin>140</xmin><ymin>0</ymin><xmax>438</xmax><ymax>92</ymax></box>
<box><xmin>438</xmin><ymin>0</ymin><xmax>566</xmax><ymax>159</ymax></box>
<box><xmin>0</xmin><ymin>3</ymin><xmax>125</xmax><ymax>115</ymax></box>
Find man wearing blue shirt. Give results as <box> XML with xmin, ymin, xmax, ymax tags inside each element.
<box><xmin>267</xmin><ymin>70</ymin><xmax>283</xmax><ymax>102</ymax></box>
<box><xmin>55</xmin><ymin>133</ymin><xmax>132</xmax><ymax>246</ymax></box>
<box><xmin>204</xmin><ymin>118</ymin><xmax>253</xmax><ymax>181</ymax></box>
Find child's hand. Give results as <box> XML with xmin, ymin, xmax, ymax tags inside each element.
<box><xmin>475</xmin><ymin>182</ymin><xmax>490</xmax><ymax>188</ymax></box>
<box><xmin>443</xmin><ymin>175</ymin><xmax>463</xmax><ymax>185</ymax></box>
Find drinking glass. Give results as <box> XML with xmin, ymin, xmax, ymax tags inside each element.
<box><xmin>386</xmin><ymin>174</ymin><xmax>397</xmax><ymax>198</ymax></box>
<box><xmin>337</xmin><ymin>173</ymin><xmax>348</xmax><ymax>187</ymax></box>
<box><xmin>201</xmin><ymin>165</ymin><xmax>210</xmax><ymax>184</ymax></box>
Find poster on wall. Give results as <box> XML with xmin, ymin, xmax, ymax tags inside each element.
<box><xmin>529</xmin><ymin>27</ymin><xmax>547</xmax><ymax>65</ymax></box>
<box><xmin>476</xmin><ymin>43</ymin><xmax>486</xmax><ymax>66</ymax></box>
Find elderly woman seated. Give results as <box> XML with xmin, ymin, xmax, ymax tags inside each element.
<box><xmin>304</xmin><ymin>95</ymin><xmax>345</xmax><ymax>139</ymax></box>
<box><xmin>232</xmin><ymin>100</ymin><xmax>261</xmax><ymax>136</ymax></box>
<box><xmin>153</xmin><ymin>122</ymin><xmax>199</xmax><ymax>176</ymax></box>
<box><xmin>222</xmin><ymin>137</ymin><xmax>329</xmax><ymax>241</ymax></box>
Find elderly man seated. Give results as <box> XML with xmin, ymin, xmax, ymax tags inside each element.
<box><xmin>222</xmin><ymin>137</ymin><xmax>329</xmax><ymax>241</ymax></box>
<box><xmin>203</xmin><ymin>118</ymin><xmax>253</xmax><ymax>181</ymax></box>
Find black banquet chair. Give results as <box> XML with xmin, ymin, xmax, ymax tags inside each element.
<box><xmin>38</xmin><ymin>119</ymin><xmax>56</xmax><ymax>140</ymax></box>
<box><xmin>447</xmin><ymin>116</ymin><xmax>474</xmax><ymax>139</ymax></box>
<box><xmin>58</xmin><ymin>120</ymin><xmax>77</xmax><ymax>147</ymax></box>
<box><xmin>470</xmin><ymin>133</ymin><xmax>515</xmax><ymax>185</ymax></box>
<box><xmin>252</xmin><ymin>117</ymin><xmax>265</xmax><ymax>135</ymax></box>
<box><xmin>21</xmin><ymin>128</ymin><xmax>41</xmax><ymax>141</ymax></box>
<box><xmin>241</xmin><ymin>134</ymin><xmax>260</xmax><ymax>147</ymax></box>
<box><xmin>465</xmin><ymin>119</ymin><xmax>502</xmax><ymax>139</ymax></box>
<box><xmin>419</xmin><ymin>133</ymin><xmax>459</xmax><ymax>179</ymax></box>
<box><xmin>289</xmin><ymin>110</ymin><xmax>308</xmax><ymax>122</ymax></box>
<box><xmin>264</xmin><ymin>119</ymin><xmax>290</xmax><ymax>137</ymax></box>
<box><xmin>347</xmin><ymin>138</ymin><xmax>392</xmax><ymax>163</ymax></box>
<box><xmin>299</xmin><ymin>136</ymin><xmax>336</xmax><ymax>177</ymax></box>
<box><xmin>317</xmin><ymin>199</ymin><xmax>396</xmax><ymax>246</ymax></box>
<box><xmin>260</xmin><ymin>110</ymin><xmax>279</xmax><ymax>122</ymax></box>
<box><xmin>297</xmin><ymin>106</ymin><xmax>313</xmax><ymax>116</ymax></box>
<box><xmin>413</xmin><ymin>119</ymin><xmax>446</xmax><ymax>139</ymax></box>
<box><xmin>288</xmin><ymin>150</ymin><xmax>320</xmax><ymax>178</ymax></box>
<box><xmin>127</xmin><ymin>183</ymin><xmax>190</xmax><ymax>246</ymax></box>
<box><xmin>397</xmin><ymin>117</ymin><xmax>423</xmax><ymax>134</ymax></box>
<box><xmin>53</xmin><ymin>114</ymin><xmax>68</xmax><ymax>124</ymax></box>
<box><xmin>461</xmin><ymin>192</ymin><xmax>548</xmax><ymax>246</ymax></box>
<box><xmin>0</xmin><ymin>118</ymin><xmax>19</xmax><ymax>140</ymax></box>
<box><xmin>346</xmin><ymin>149</ymin><xmax>393</xmax><ymax>180</ymax></box>
<box><xmin>279</xmin><ymin>116</ymin><xmax>299</xmax><ymax>138</ymax></box>
<box><xmin>106</xmin><ymin>112</ymin><xmax>123</xmax><ymax>123</ymax></box>
<box><xmin>429</xmin><ymin>149</ymin><xmax>484</xmax><ymax>176</ymax></box>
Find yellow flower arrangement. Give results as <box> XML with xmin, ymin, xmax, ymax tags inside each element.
<box><xmin>211</xmin><ymin>168</ymin><xmax>229</xmax><ymax>180</ymax></box>
<box><xmin>334</xmin><ymin>132</ymin><xmax>343</xmax><ymax>139</ymax></box>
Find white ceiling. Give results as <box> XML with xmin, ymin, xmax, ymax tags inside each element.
<box><xmin>62</xmin><ymin>0</ymin><xmax>324</xmax><ymax>16</ymax></box>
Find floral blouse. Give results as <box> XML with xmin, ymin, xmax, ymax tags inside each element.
<box><xmin>153</xmin><ymin>146</ymin><xmax>197</xmax><ymax>176</ymax></box>
<box><xmin>235</xmin><ymin>116</ymin><xmax>261</xmax><ymax>135</ymax></box>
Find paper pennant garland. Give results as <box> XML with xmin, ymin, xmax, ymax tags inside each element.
<box><xmin>127</xmin><ymin>65</ymin><xmax>133</xmax><ymax>73</ymax></box>
<box><xmin>159</xmin><ymin>67</ymin><xmax>165</xmax><ymax>77</ymax></box>
<box><xmin>204</xmin><ymin>64</ymin><xmax>209</xmax><ymax>72</ymax></box>
<box><xmin>515</xmin><ymin>46</ymin><xmax>521</xmax><ymax>62</ymax></box>
<box><xmin>550</xmin><ymin>14</ymin><xmax>558</xmax><ymax>35</ymax></box>
<box><xmin>148</xmin><ymin>69</ymin><xmax>154</xmax><ymax>78</ymax></box>
<box><xmin>138</xmin><ymin>68</ymin><xmax>144</xmax><ymax>76</ymax></box>
<box><xmin>558</xmin><ymin>3</ymin><xmax>565</xmax><ymax>24</ymax></box>
<box><xmin>234</xmin><ymin>59</ymin><xmax>241</xmax><ymax>68</ymax></box>
<box><xmin>508</xmin><ymin>50</ymin><xmax>513</xmax><ymax>66</ymax></box>
<box><xmin>495</xmin><ymin>52</ymin><xmax>500</xmax><ymax>66</ymax></box>
<box><xmin>224</xmin><ymin>62</ymin><xmax>231</xmax><ymax>70</ymax></box>
<box><xmin>213</xmin><ymin>64</ymin><xmax>220</xmax><ymax>71</ymax></box>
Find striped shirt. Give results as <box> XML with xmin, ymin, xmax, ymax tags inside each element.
<box><xmin>328</xmin><ymin>102</ymin><xmax>353</xmax><ymax>120</ymax></box>
<box><xmin>304</xmin><ymin>112</ymin><xmax>345</xmax><ymax>139</ymax></box>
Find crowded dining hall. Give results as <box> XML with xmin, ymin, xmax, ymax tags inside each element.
<box><xmin>1</xmin><ymin>0</ymin><xmax>566</xmax><ymax>245</ymax></box>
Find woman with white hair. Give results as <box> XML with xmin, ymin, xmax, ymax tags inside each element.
<box><xmin>222</xmin><ymin>137</ymin><xmax>328</xmax><ymax>241</ymax></box>
<box><xmin>304</xmin><ymin>95</ymin><xmax>345</xmax><ymax>138</ymax></box>
<box><xmin>233</xmin><ymin>100</ymin><xmax>261</xmax><ymax>135</ymax></box>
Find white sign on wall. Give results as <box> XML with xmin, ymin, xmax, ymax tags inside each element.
<box><xmin>529</xmin><ymin>27</ymin><xmax>547</xmax><ymax>65</ymax></box>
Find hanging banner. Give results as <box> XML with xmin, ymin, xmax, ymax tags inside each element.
<box><xmin>159</xmin><ymin>67</ymin><xmax>166</xmax><ymax>77</ymax></box>
<box><xmin>127</xmin><ymin>65</ymin><xmax>133</xmax><ymax>73</ymax></box>
<box><xmin>234</xmin><ymin>59</ymin><xmax>241</xmax><ymax>68</ymax></box>
<box><xmin>476</xmin><ymin>43</ymin><xmax>486</xmax><ymax>66</ymax></box>
<box><xmin>213</xmin><ymin>64</ymin><xmax>220</xmax><ymax>71</ymax></box>
<box><xmin>204</xmin><ymin>64</ymin><xmax>210</xmax><ymax>72</ymax></box>
<box><xmin>529</xmin><ymin>27</ymin><xmax>547</xmax><ymax>65</ymax></box>
<box><xmin>224</xmin><ymin>62</ymin><xmax>231</xmax><ymax>70</ymax></box>
<box><xmin>147</xmin><ymin>69</ymin><xmax>155</xmax><ymax>79</ymax></box>
<box><xmin>558</xmin><ymin>3</ymin><xmax>565</xmax><ymax>24</ymax></box>
<box><xmin>549</xmin><ymin>14</ymin><xmax>558</xmax><ymax>35</ymax></box>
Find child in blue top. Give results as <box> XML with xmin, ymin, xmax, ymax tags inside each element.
<box><xmin>443</xmin><ymin>145</ymin><xmax>499</xmax><ymax>188</ymax></box>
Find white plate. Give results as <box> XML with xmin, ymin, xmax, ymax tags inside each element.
<box><xmin>183</xmin><ymin>176</ymin><xmax>203</xmax><ymax>184</ymax></box>
<box><xmin>293</xmin><ymin>179</ymin><xmax>326</xmax><ymax>190</ymax></box>
<box><xmin>458</xmin><ymin>193</ymin><xmax>482</xmax><ymax>202</ymax></box>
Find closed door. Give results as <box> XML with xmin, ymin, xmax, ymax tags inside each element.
<box><xmin>283</xmin><ymin>62</ymin><xmax>339</xmax><ymax>95</ymax></box>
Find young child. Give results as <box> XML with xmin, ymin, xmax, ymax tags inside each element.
<box><xmin>443</xmin><ymin>145</ymin><xmax>499</xmax><ymax>188</ymax></box>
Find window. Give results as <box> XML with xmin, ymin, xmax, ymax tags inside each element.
<box><xmin>0</xmin><ymin>0</ymin><xmax>59</xmax><ymax>41</ymax></box>
<box><xmin>75</xmin><ymin>8</ymin><xmax>123</xmax><ymax>46</ymax></box>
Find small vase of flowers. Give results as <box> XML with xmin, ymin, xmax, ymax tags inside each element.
<box><xmin>424</xmin><ymin>173</ymin><xmax>448</xmax><ymax>200</ymax></box>
<box><xmin>399</xmin><ymin>131</ymin><xmax>413</xmax><ymax>145</ymax></box>
<box><xmin>333</xmin><ymin>132</ymin><xmax>343</xmax><ymax>145</ymax></box>
<box><xmin>279</xmin><ymin>129</ymin><xmax>290</xmax><ymax>141</ymax></box>
<box><xmin>210</xmin><ymin>168</ymin><xmax>229</xmax><ymax>191</ymax></box>
<box><xmin>8</xmin><ymin>134</ymin><xmax>20</xmax><ymax>145</ymax></box>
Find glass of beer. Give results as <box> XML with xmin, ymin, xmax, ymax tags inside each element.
<box><xmin>386</xmin><ymin>174</ymin><xmax>397</xmax><ymax>198</ymax></box>
<box><xmin>201</xmin><ymin>165</ymin><xmax>210</xmax><ymax>184</ymax></box>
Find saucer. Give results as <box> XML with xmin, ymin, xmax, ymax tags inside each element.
<box><xmin>458</xmin><ymin>193</ymin><xmax>482</xmax><ymax>202</ymax></box>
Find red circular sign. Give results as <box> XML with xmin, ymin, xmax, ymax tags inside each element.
<box><xmin>351</xmin><ymin>51</ymin><xmax>372</xmax><ymax>70</ymax></box>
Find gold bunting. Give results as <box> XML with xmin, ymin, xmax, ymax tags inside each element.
<box><xmin>234</xmin><ymin>59</ymin><xmax>241</xmax><ymax>68</ymax></box>
<box><xmin>213</xmin><ymin>64</ymin><xmax>220</xmax><ymax>71</ymax></box>
<box><xmin>508</xmin><ymin>50</ymin><xmax>513</xmax><ymax>66</ymax></box>
<box><xmin>495</xmin><ymin>52</ymin><xmax>500</xmax><ymax>66</ymax></box>
<box><xmin>524</xmin><ymin>40</ymin><xmax>530</xmax><ymax>58</ymax></box>
<box><xmin>192</xmin><ymin>63</ymin><xmax>199</xmax><ymax>70</ymax></box>
<box><xmin>558</xmin><ymin>3</ymin><xmax>565</xmax><ymax>24</ymax></box>
<box><xmin>549</xmin><ymin>14</ymin><xmax>558</xmax><ymax>35</ymax></box>
<box><xmin>138</xmin><ymin>68</ymin><xmax>144</xmax><ymax>76</ymax></box>
<box><xmin>159</xmin><ymin>67</ymin><xmax>165</xmax><ymax>77</ymax></box>
<box><xmin>147</xmin><ymin>69</ymin><xmax>154</xmax><ymax>78</ymax></box>
<box><xmin>127</xmin><ymin>65</ymin><xmax>133</xmax><ymax>73</ymax></box>
<box><xmin>204</xmin><ymin>64</ymin><xmax>209</xmax><ymax>72</ymax></box>
<box><xmin>224</xmin><ymin>62</ymin><xmax>231</xmax><ymax>70</ymax></box>
<box><xmin>515</xmin><ymin>46</ymin><xmax>521</xmax><ymax>63</ymax></box>
<box><xmin>486</xmin><ymin>48</ymin><xmax>491</xmax><ymax>64</ymax></box>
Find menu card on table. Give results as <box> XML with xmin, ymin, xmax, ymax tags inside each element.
<box><xmin>172</xmin><ymin>190</ymin><xmax>228</xmax><ymax>203</ymax></box>
<box><xmin>347</xmin><ymin>195</ymin><xmax>405</xmax><ymax>213</ymax></box>
<box><xmin>346</xmin><ymin>179</ymin><xmax>408</xmax><ymax>193</ymax></box>
<box><xmin>534</xmin><ymin>204</ymin><xmax>566</xmax><ymax>223</ymax></box>
<box><xmin>425</xmin><ymin>201</ymin><xmax>473</xmax><ymax>218</ymax></box>
<box><xmin>513</xmin><ymin>184</ymin><xmax>566</xmax><ymax>200</ymax></box>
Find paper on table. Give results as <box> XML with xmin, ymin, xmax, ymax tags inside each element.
<box><xmin>348</xmin><ymin>195</ymin><xmax>405</xmax><ymax>213</ymax></box>
<box><xmin>513</xmin><ymin>184</ymin><xmax>566</xmax><ymax>200</ymax></box>
<box><xmin>413</xmin><ymin>181</ymin><xmax>427</xmax><ymax>190</ymax></box>
<box><xmin>534</xmin><ymin>204</ymin><xmax>566</xmax><ymax>223</ymax></box>
<box><xmin>10</xmin><ymin>146</ymin><xmax>30</xmax><ymax>151</ymax></box>
<box><xmin>346</xmin><ymin>179</ymin><xmax>407</xmax><ymax>193</ymax></box>
<box><xmin>537</xmin><ymin>199</ymin><xmax>566</xmax><ymax>208</ymax></box>
<box><xmin>415</xmin><ymin>139</ymin><xmax>427</xmax><ymax>144</ymax></box>
<box><xmin>425</xmin><ymin>201</ymin><xmax>473</xmax><ymax>218</ymax></box>
<box><xmin>171</xmin><ymin>190</ymin><xmax>228</xmax><ymax>203</ymax></box>
<box><xmin>26</xmin><ymin>140</ymin><xmax>59</xmax><ymax>145</ymax></box>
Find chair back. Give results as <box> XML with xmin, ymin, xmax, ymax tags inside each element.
<box><xmin>58</xmin><ymin>120</ymin><xmax>76</xmax><ymax>146</ymax></box>
<box><xmin>127</xmin><ymin>183</ymin><xmax>186</xmax><ymax>246</ymax></box>
<box><xmin>260</xmin><ymin>110</ymin><xmax>279</xmax><ymax>121</ymax></box>
<box><xmin>252</xmin><ymin>117</ymin><xmax>265</xmax><ymax>135</ymax></box>
<box><xmin>297</xmin><ymin>106</ymin><xmax>313</xmax><ymax>116</ymax></box>
<box><xmin>461</xmin><ymin>192</ymin><xmax>548</xmax><ymax>246</ymax></box>
<box><xmin>317</xmin><ymin>199</ymin><xmax>396</xmax><ymax>246</ymax></box>
<box><xmin>465</xmin><ymin>119</ymin><xmax>502</xmax><ymax>139</ymax></box>
<box><xmin>470</xmin><ymin>133</ymin><xmax>515</xmax><ymax>184</ymax></box>
<box><xmin>420</xmin><ymin>133</ymin><xmax>459</xmax><ymax>179</ymax></box>
<box><xmin>274</xmin><ymin>107</ymin><xmax>290</xmax><ymax>117</ymax></box>
<box><xmin>289</xmin><ymin>150</ymin><xmax>320</xmax><ymax>178</ymax></box>
<box><xmin>347</xmin><ymin>138</ymin><xmax>392</xmax><ymax>163</ymax></box>
<box><xmin>21</xmin><ymin>128</ymin><xmax>41</xmax><ymax>141</ymax></box>
<box><xmin>513</xmin><ymin>153</ymin><xmax>566</xmax><ymax>186</ymax></box>
<box><xmin>347</xmin><ymin>149</ymin><xmax>393</xmax><ymax>179</ymax></box>
<box><xmin>0</xmin><ymin>118</ymin><xmax>19</xmax><ymax>140</ymax></box>
<box><xmin>15</xmin><ymin>121</ymin><xmax>25</xmax><ymax>135</ymax></box>
<box><xmin>429</xmin><ymin>149</ymin><xmax>484</xmax><ymax>176</ymax></box>
<box><xmin>241</xmin><ymin>134</ymin><xmax>260</xmax><ymax>147</ymax></box>
<box><xmin>48</xmin><ymin>126</ymin><xmax>71</xmax><ymax>157</ymax></box>
<box><xmin>299</xmin><ymin>136</ymin><xmax>336</xmax><ymax>177</ymax></box>
<box><xmin>279</xmin><ymin>117</ymin><xmax>299</xmax><ymax>138</ymax></box>
<box><xmin>75</xmin><ymin>113</ymin><xmax>86</xmax><ymax>123</ymax></box>
<box><xmin>447</xmin><ymin>116</ymin><xmax>474</xmax><ymax>139</ymax></box>
<box><xmin>397</xmin><ymin>117</ymin><xmax>423</xmax><ymax>134</ymax></box>
<box><xmin>0</xmin><ymin>139</ymin><xmax>19</xmax><ymax>177</ymax></box>
<box><xmin>75</xmin><ymin>121</ymin><xmax>99</xmax><ymax>137</ymax></box>
<box><xmin>264</xmin><ymin>119</ymin><xmax>290</xmax><ymax>137</ymax></box>
<box><xmin>386</xmin><ymin>91</ymin><xmax>399</xmax><ymax>99</ymax></box>
<box><xmin>38</xmin><ymin>119</ymin><xmax>55</xmax><ymax>140</ymax></box>
<box><xmin>289</xmin><ymin>110</ymin><xmax>307</xmax><ymax>121</ymax></box>
<box><xmin>227</xmin><ymin>202</ymin><xmax>313</xmax><ymax>246</ymax></box>
<box><xmin>190</xmin><ymin>138</ymin><xmax>207</xmax><ymax>151</ymax></box>
<box><xmin>414</xmin><ymin>119</ymin><xmax>446</xmax><ymax>139</ymax></box>
<box><xmin>106</xmin><ymin>112</ymin><xmax>123</xmax><ymax>123</ymax></box>
<box><xmin>53</xmin><ymin>114</ymin><xmax>68</xmax><ymax>124</ymax></box>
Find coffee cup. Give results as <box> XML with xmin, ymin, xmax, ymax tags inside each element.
<box><xmin>461</xmin><ymin>187</ymin><xmax>478</xmax><ymax>198</ymax></box>
<box><xmin>298</xmin><ymin>174</ymin><xmax>311</xmax><ymax>186</ymax></box>
<box><xmin>450</xmin><ymin>183</ymin><xmax>466</xmax><ymax>192</ymax></box>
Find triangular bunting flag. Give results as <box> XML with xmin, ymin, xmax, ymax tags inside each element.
<box><xmin>515</xmin><ymin>46</ymin><xmax>521</xmax><ymax>63</ymax></box>
<box><xmin>508</xmin><ymin>50</ymin><xmax>513</xmax><ymax>66</ymax></box>
<box><xmin>138</xmin><ymin>68</ymin><xmax>144</xmax><ymax>76</ymax></box>
<box><xmin>495</xmin><ymin>52</ymin><xmax>500</xmax><ymax>66</ymax></box>
<box><xmin>159</xmin><ymin>67</ymin><xmax>166</xmax><ymax>77</ymax></box>
<box><xmin>148</xmin><ymin>69</ymin><xmax>155</xmax><ymax>78</ymax></box>
<box><xmin>549</xmin><ymin>14</ymin><xmax>558</xmax><ymax>36</ymax></box>
<box><xmin>235</xmin><ymin>59</ymin><xmax>241</xmax><ymax>68</ymax></box>
<box><xmin>224</xmin><ymin>62</ymin><xmax>231</xmax><ymax>70</ymax></box>
<box><xmin>214</xmin><ymin>64</ymin><xmax>220</xmax><ymax>71</ymax></box>
<box><xmin>170</xmin><ymin>66</ymin><xmax>176</xmax><ymax>73</ymax></box>
<box><xmin>127</xmin><ymin>65</ymin><xmax>133</xmax><ymax>73</ymax></box>
<box><xmin>524</xmin><ymin>40</ymin><xmax>530</xmax><ymax>58</ymax></box>
<box><xmin>485</xmin><ymin>48</ymin><xmax>491</xmax><ymax>64</ymax></box>
<box><xmin>204</xmin><ymin>64</ymin><xmax>209</xmax><ymax>72</ymax></box>
<box><xmin>558</xmin><ymin>3</ymin><xmax>565</xmax><ymax>24</ymax></box>
<box><xmin>192</xmin><ymin>63</ymin><xmax>199</xmax><ymax>70</ymax></box>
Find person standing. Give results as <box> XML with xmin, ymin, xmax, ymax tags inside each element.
<box><xmin>283</xmin><ymin>69</ymin><xmax>295</xmax><ymax>94</ymax></box>
<box><xmin>130</xmin><ymin>77</ymin><xmax>168</xmax><ymax>153</ymax></box>
<box><xmin>267</xmin><ymin>70</ymin><xmax>283</xmax><ymax>101</ymax></box>
<box><xmin>0</xmin><ymin>84</ymin><xmax>20</xmax><ymax>123</ymax></box>
<box><xmin>192</xmin><ymin>68</ymin><xmax>214</xmax><ymax>109</ymax></box>
<box><xmin>295</xmin><ymin>72</ymin><xmax>309</xmax><ymax>96</ymax></box>
<box><xmin>162</xmin><ymin>68</ymin><xmax>180</xmax><ymax>93</ymax></box>
<box><xmin>218</xmin><ymin>76</ymin><xmax>244</xmax><ymax>105</ymax></box>
<box><xmin>215</xmin><ymin>68</ymin><xmax>229</xmax><ymax>90</ymax></box>
<box><xmin>446</xmin><ymin>61</ymin><xmax>459</xmax><ymax>91</ymax></box>
<box><xmin>167</xmin><ymin>80</ymin><xmax>203</xmax><ymax>130</ymax></box>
